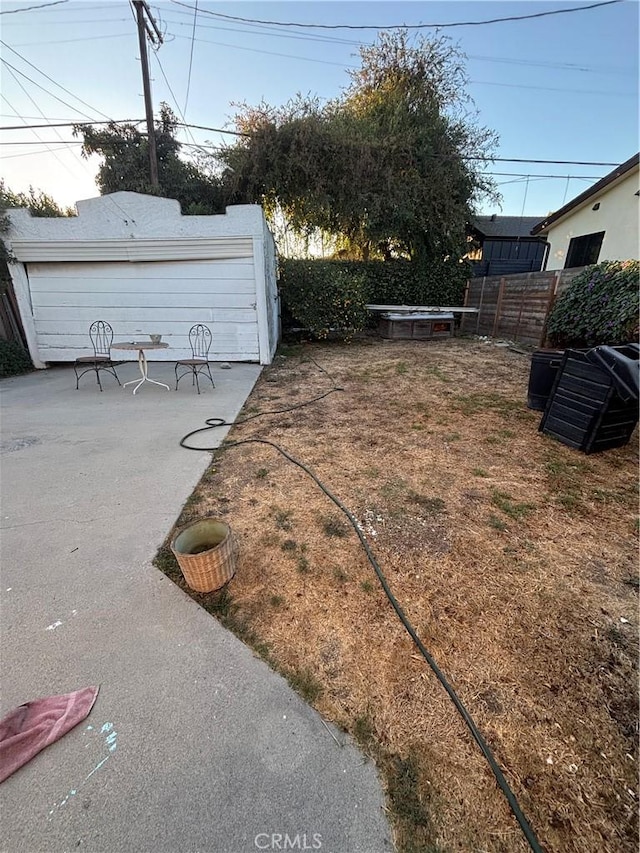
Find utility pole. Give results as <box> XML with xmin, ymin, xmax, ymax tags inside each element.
<box><xmin>133</xmin><ymin>0</ymin><xmax>163</xmax><ymax>190</ymax></box>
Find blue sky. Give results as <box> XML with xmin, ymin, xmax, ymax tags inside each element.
<box><xmin>1</xmin><ymin>0</ymin><xmax>638</xmax><ymax>219</ymax></box>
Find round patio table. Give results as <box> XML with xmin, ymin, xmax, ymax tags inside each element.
<box><xmin>111</xmin><ymin>341</ymin><xmax>170</xmax><ymax>395</ymax></box>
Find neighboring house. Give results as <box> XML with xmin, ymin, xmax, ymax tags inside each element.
<box><xmin>3</xmin><ymin>192</ymin><xmax>280</xmax><ymax>369</ymax></box>
<box><xmin>532</xmin><ymin>152</ymin><xmax>639</xmax><ymax>270</ymax></box>
<box><xmin>468</xmin><ymin>215</ymin><xmax>547</xmax><ymax>277</ymax></box>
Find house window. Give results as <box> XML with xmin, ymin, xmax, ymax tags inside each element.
<box><xmin>564</xmin><ymin>231</ymin><xmax>605</xmax><ymax>268</ymax></box>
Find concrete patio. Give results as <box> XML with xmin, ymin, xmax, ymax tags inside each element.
<box><xmin>0</xmin><ymin>361</ymin><xmax>392</xmax><ymax>852</ymax></box>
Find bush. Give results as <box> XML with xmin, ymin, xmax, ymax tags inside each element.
<box><xmin>547</xmin><ymin>260</ymin><xmax>639</xmax><ymax>348</ymax></box>
<box><xmin>279</xmin><ymin>258</ymin><xmax>470</xmax><ymax>336</ymax></box>
<box><xmin>0</xmin><ymin>339</ymin><xmax>32</xmax><ymax>377</ymax></box>
<box><xmin>279</xmin><ymin>261</ymin><xmax>368</xmax><ymax>339</ymax></box>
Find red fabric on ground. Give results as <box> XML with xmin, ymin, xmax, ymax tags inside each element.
<box><xmin>0</xmin><ymin>686</ymin><xmax>99</xmax><ymax>783</ymax></box>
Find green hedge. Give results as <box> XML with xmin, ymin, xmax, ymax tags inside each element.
<box><xmin>547</xmin><ymin>260</ymin><xmax>639</xmax><ymax>348</ymax></box>
<box><xmin>0</xmin><ymin>339</ymin><xmax>32</xmax><ymax>377</ymax></box>
<box><xmin>279</xmin><ymin>258</ymin><xmax>470</xmax><ymax>337</ymax></box>
<box><xmin>279</xmin><ymin>262</ymin><xmax>368</xmax><ymax>339</ymax></box>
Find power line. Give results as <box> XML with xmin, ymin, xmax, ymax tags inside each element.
<box><xmin>4</xmin><ymin>16</ymin><xmax>130</xmax><ymax>26</ymax></box>
<box><xmin>0</xmin><ymin>114</ymin><xmax>97</xmax><ymax>121</ymax></box>
<box><xmin>167</xmin><ymin>31</ymin><xmax>637</xmax><ymax>97</ymax></box>
<box><xmin>0</xmin><ymin>41</ymin><xmax>112</xmax><ymax>120</ymax></box>
<box><xmin>0</xmin><ymin>136</ymin><xmax>613</xmax><ymax>177</ymax></box>
<box><xmin>183</xmin><ymin>0</ymin><xmax>198</xmax><ymax>116</ymax></box>
<box><xmin>163</xmin><ymin>11</ymin><xmax>365</xmax><ymax>47</ymax></box>
<box><xmin>0</xmin><ymin>119</ymin><xmax>144</xmax><ymax>131</ymax></box>
<box><xmin>471</xmin><ymin>78</ymin><xmax>635</xmax><ymax>97</ymax></box>
<box><xmin>1</xmin><ymin>86</ymin><xmax>81</xmax><ymax>184</ymax></box>
<box><xmin>11</xmin><ymin>33</ymin><xmax>133</xmax><ymax>47</ymax></box>
<box><xmin>466</xmin><ymin>52</ymin><xmax>634</xmax><ymax>76</ymax></box>
<box><xmin>487</xmin><ymin>171</ymin><xmax>603</xmax><ymax>180</ymax></box>
<box><xmin>0</xmin><ymin>58</ymin><xmax>98</xmax><ymax>122</ymax></box>
<box><xmin>169</xmin><ymin>31</ymin><xmax>359</xmax><ymax>69</ymax></box>
<box><xmin>175</xmin><ymin>122</ymin><xmax>248</xmax><ymax>137</ymax></box>
<box><xmin>0</xmin><ymin>0</ymin><xmax>68</xmax><ymax>14</ymax></box>
<box><xmin>169</xmin><ymin>0</ymin><xmax>622</xmax><ymax>31</ymax></box>
<box><xmin>150</xmin><ymin>50</ymin><xmax>201</xmax><ymax>149</ymax></box>
<box><xmin>2</xmin><ymin>67</ymin><xmax>103</xmax><ymax>194</ymax></box>
<box><xmin>164</xmin><ymin>13</ymin><xmax>635</xmax><ymax>76</ymax></box>
<box><xmin>1</xmin><ymin>144</ymin><xmax>73</xmax><ymax>158</ymax></box>
<box><xmin>475</xmin><ymin>157</ymin><xmax>620</xmax><ymax>166</ymax></box>
<box><xmin>1</xmin><ymin>140</ymin><xmax>83</xmax><ymax>144</ymax></box>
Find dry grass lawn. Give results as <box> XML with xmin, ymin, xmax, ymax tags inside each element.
<box><xmin>157</xmin><ymin>338</ymin><xmax>639</xmax><ymax>853</ymax></box>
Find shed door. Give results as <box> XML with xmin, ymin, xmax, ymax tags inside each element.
<box><xmin>26</xmin><ymin>258</ymin><xmax>260</xmax><ymax>362</ymax></box>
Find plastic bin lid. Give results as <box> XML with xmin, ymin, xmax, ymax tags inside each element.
<box><xmin>585</xmin><ymin>343</ymin><xmax>640</xmax><ymax>402</ymax></box>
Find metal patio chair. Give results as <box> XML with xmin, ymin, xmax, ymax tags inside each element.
<box><xmin>175</xmin><ymin>323</ymin><xmax>215</xmax><ymax>394</ymax></box>
<box><xmin>74</xmin><ymin>320</ymin><xmax>121</xmax><ymax>391</ymax></box>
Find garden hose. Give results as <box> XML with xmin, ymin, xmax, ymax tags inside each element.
<box><xmin>179</xmin><ymin>360</ymin><xmax>545</xmax><ymax>853</ymax></box>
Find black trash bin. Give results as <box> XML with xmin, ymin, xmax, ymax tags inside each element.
<box><xmin>539</xmin><ymin>344</ymin><xmax>639</xmax><ymax>454</ymax></box>
<box><xmin>527</xmin><ymin>350</ymin><xmax>564</xmax><ymax>411</ymax></box>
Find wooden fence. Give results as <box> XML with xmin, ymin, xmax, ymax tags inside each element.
<box><xmin>460</xmin><ymin>267</ymin><xmax>586</xmax><ymax>347</ymax></box>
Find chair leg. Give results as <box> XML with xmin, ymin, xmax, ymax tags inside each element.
<box><xmin>95</xmin><ymin>366</ymin><xmax>103</xmax><ymax>392</ymax></box>
<box><xmin>205</xmin><ymin>363</ymin><xmax>215</xmax><ymax>388</ymax></box>
<box><xmin>74</xmin><ymin>365</ymin><xmax>80</xmax><ymax>390</ymax></box>
<box><xmin>111</xmin><ymin>365</ymin><xmax>122</xmax><ymax>386</ymax></box>
<box><xmin>195</xmin><ymin>368</ymin><xmax>201</xmax><ymax>395</ymax></box>
<box><xmin>175</xmin><ymin>362</ymin><xmax>179</xmax><ymax>391</ymax></box>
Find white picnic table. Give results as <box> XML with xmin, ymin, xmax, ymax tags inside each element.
<box><xmin>366</xmin><ymin>304</ymin><xmax>479</xmax><ymax>314</ymax></box>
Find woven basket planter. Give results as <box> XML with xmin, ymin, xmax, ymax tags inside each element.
<box><xmin>170</xmin><ymin>518</ymin><xmax>237</xmax><ymax>593</ymax></box>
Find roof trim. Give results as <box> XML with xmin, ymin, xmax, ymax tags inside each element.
<box><xmin>8</xmin><ymin>237</ymin><xmax>254</xmax><ymax>263</ymax></box>
<box><xmin>531</xmin><ymin>152</ymin><xmax>639</xmax><ymax>235</ymax></box>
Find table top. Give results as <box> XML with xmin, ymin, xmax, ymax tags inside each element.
<box><xmin>112</xmin><ymin>341</ymin><xmax>170</xmax><ymax>351</ymax></box>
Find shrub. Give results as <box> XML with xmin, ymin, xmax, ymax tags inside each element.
<box><xmin>547</xmin><ymin>260</ymin><xmax>639</xmax><ymax>348</ymax></box>
<box><xmin>278</xmin><ymin>261</ymin><xmax>368</xmax><ymax>339</ymax></box>
<box><xmin>0</xmin><ymin>339</ymin><xmax>32</xmax><ymax>377</ymax></box>
<box><xmin>279</xmin><ymin>258</ymin><xmax>470</xmax><ymax>336</ymax></box>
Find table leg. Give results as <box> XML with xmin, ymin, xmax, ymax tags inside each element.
<box><xmin>122</xmin><ymin>349</ymin><xmax>170</xmax><ymax>394</ymax></box>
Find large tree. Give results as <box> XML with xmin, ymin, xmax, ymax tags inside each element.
<box><xmin>219</xmin><ymin>32</ymin><xmax>498</xmax><ymax>264</ymax></box>
<box><xmin>75</xmin><ymin>105</ymin><xmax>224</xmax><ymax>215</ymax></box>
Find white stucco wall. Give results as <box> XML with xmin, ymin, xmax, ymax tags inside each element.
<box><xmin>543</xmin><ymin>168</ymin><xmax>639</xmax><ymax>270</ymax></box>
<box><xmin>6</xmin><ymin>193</ymin><xmax>267</xmax><ymax>242</ymax></box>
<box><xmin>4</xmin><ymin>192</ymin><xmax>279</xmax><ymax>367</ymax></box>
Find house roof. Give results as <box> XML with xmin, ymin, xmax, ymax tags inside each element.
<box><xmin>531</xmin><ymin>152</ymin><xmax>640</xmax><ymax>235</ymax></box>
<box><xmin>472</xmin><ymin>215</ymin><xmax>545</xmax><ymax>239</ymax></box>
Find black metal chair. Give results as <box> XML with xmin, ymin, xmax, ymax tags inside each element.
<box><xmin>74</xmin><ymin>320</ymin><xmax>121</xmax><ymax>391</ymax></box>
<box><xmin>175</xmin><ymin>324</ymin><xmax>215</xmax><ymax>394</ymax></box>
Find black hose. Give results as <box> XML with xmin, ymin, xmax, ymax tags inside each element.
<box><xmin>179</xmin><ymin>364</ymin><xmax>545</xmax><ymax>853</ymax></box>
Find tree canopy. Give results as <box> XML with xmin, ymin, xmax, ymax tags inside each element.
<box><xmin>218</xmin><ymin>32</ymin><xmax>498</xmax><ymax>264</ymax></box>
<box><xmin>74</xmin><ymin>105</ymin><xmax>224</xmax><ymax>215</ymax></box>
<box><xmin>0</xmin><ymin>180</ymin><xmax>73</xmax><ymax>271</ymax></box>
<box><xmin>0</xmin><ymin>180</ymin><xmax>74</xmax><ymax>218</ymax></box>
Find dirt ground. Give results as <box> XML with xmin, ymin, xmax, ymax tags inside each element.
<box><xmin>158</xmin><ymin>338</ymin><xmax>639</xmax><ymax>853</ymax></box>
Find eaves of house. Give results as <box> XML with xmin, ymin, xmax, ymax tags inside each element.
<box><xmin>531</xmin><ymin>152</ymin><xmax>640</xmax><ymax>235</ymax></box>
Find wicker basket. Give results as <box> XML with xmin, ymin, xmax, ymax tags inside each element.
<box><xmin>170</xmin><ymin>518</ymin><xmax>237</xmax><ymax>592</ymax></box>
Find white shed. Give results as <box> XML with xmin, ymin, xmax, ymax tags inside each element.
<box><xmin>4</xmin><ymin>192</ymin><xmax>280</xmax><ymax>368</ymax></box>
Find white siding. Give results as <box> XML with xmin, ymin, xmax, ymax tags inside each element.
<box><xmin>27</xmin><ymin>258</ymin><xmax>259</xmax><ymax>362</ymax></box>
<box><xmin>544</xmin><ymin>168</ymin><xmax>640</xmax><ymax>270</ymax></box>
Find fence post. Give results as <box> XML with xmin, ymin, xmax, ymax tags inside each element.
<box><xmin>514</xmin><ymin>273</ymin><xmax>530</xmax><ymax>343</ymax></box>
<box><xmin>540</xmin><ymin>271</ymin><xmax>561</xmax><ymax>348</ymax></box>
<box><xmin>492</xmin><ymin>277</ymin><xmax>506</xmax><ymax>338</ymax></box>
<box><xmin>475</xmin><ymin>276</ymin><xmax>486</xmax><ymax>334</ymax></box>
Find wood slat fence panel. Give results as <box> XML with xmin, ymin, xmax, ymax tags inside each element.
<box><xmin>461</xmin><ymin>267</ymin><xmax>586</xmax><ymax>346</ymax></box>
